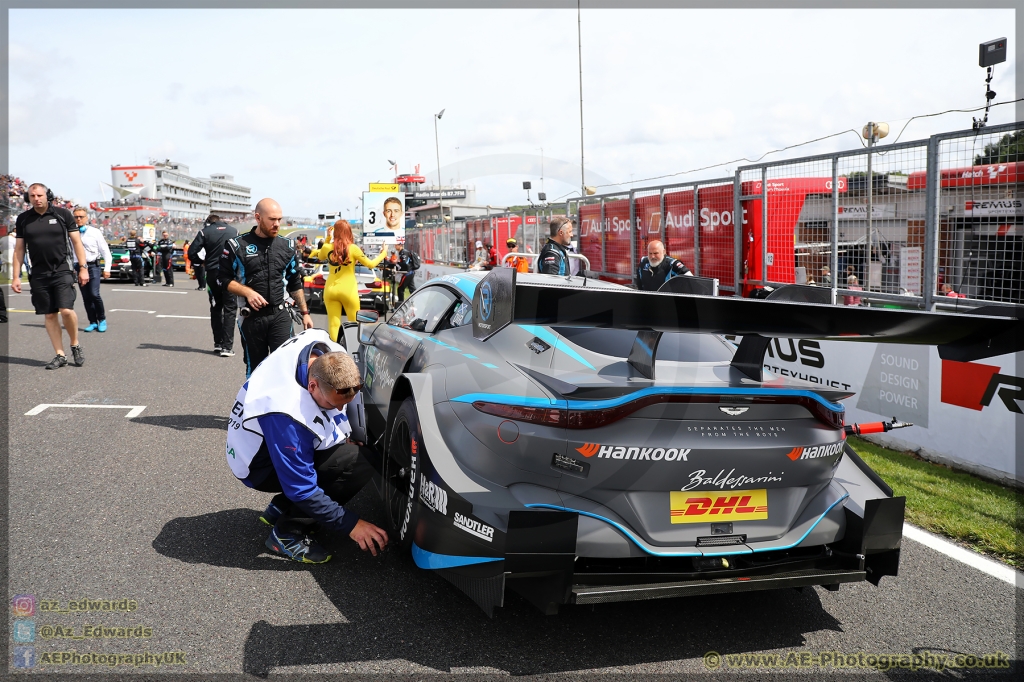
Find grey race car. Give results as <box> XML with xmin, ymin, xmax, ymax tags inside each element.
<box><xmin>351</xmin><ymin>268</ymin><xmax>1021</xmax><ymax>616</ymax></box>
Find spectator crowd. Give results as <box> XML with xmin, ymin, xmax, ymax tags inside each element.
<box><xmin>2</xmin><ymin>174</ymin><xmax>251</xmax><ymax>243</ymax></box>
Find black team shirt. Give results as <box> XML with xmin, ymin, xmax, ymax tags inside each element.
<box><xmin>14</xmin><ymin>205</ymin><xmax>77</xmax><ymax>278</ymax></box>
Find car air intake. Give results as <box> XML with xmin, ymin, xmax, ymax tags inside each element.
<box><xmin>696</xmin><ymin>534</ymin><xmax>747</xmax><ymax>547</ymax></box>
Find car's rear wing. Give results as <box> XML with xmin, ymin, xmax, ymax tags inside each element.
<box><xmin>471</xmin><ymin>268</ymin><xmax>1022</xmax><ymax>380</ymax></box>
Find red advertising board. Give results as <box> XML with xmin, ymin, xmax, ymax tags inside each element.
<box><xmin>578</xmin><ymin>176</ymin><xmax>843</xmax><ymax>294</ymax></box>
<box><xmin>905</xmin><ymin>161</ymin><xmax>1022</xmax><ymax>190</ymax></box>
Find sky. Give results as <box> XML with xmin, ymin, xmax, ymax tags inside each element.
<box><xmin>8</xmin><ymin>7</ymin><xmax>1018</xmax><ymax>220</ymax></box>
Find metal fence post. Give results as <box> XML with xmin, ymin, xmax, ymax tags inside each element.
<box><xmin>659</xmin><ymin>187</ymin><xmax>666</xmax><ymax>246</ymax></box>
<box><xmin>831</xmin><ymin>157</ymin><xmax>839</xmax><ymax>305</ymax></box>
<box><xmin>629</xmin><ymin>188</ymin><xmax>637</xmax><ymax>280</ymax></box>
<box><xmin>761</xmin><ymin>167</ymin><xmax>768</xmax><ymax>285</ymax></box>
<box><xmin>693</xmin><ymin>183</ymin><xmax>701</xmax><ymax>277</ymax></box>
<box><xmin>922</xmin><ymin>134</ymin><xmax>941</xmax><ymax>311</ymax></box>
<box><xmin>733</xmin><ymin>170</ymin><xmax>742</xmax><ymax>295</ymax></box>
<box><xmin>600</xmin><ymin>197</ymin><xmax>607</xmax><ymax>275</ymax></box>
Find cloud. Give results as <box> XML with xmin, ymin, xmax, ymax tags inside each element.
<box><xmin>591</xmin><ymin>105</ymin><xmax>738</xmax><ymax>148</ymax></box>
<box><xmin>206</xmin><ymin>105</ymin><xmax>328</xmax><ymax>147</ymax></box>
<box><xmin>147</xmin><ymin>140</ymin><xmax>178</xmax><ymax>159</ymax></box>
<box><xmin>9</xmin><ymin>89</ymin><xmax>80</xmax><ymax>145</ymax></box>
<box><xmin>8</xmin><ymin>43</ymin><xmax>71</xmax><ymax>82</ymax></box>
<box><xmin>460</xmin><ymin>117</ymin><xmax>552</xmax><ymax>149</ymax></box>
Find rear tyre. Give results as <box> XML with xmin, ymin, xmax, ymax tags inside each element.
<box><xmin>384</xmin><ymin>398</ymin><xmax>422</xmax><ymax>551</ymax></box>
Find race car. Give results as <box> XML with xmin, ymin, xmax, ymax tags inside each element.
<box><xmin>104</xmin><ymin>243</ymin><xmax>155</xmax><ymax>281</ymax></box>
<box><xmin>304</xmin><ymin>263</ymin><xmax>390</xmax><ymax>313</ymax></box>
<box><xmin>351</xmin><ymin>269</ymin><xmax>1021</xmax><ymax>616</ymax></box>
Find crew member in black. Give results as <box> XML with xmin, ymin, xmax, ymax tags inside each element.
<box><xmin>635</xmin><ymin>239</ymin><xmax>691</xmax><ymax>291</ymax></box>
<box><xmin>221</xmin><ymin>198</ymin><xmax>313</xmax><ymax>375</ymax></box>
<box><xmin>396</xmin><ymin>247</ymin><xmax>419</xmax><ymax>301</ymax></box>
<box><xmin>125</xmin><ymin>229</ymin><xmax>151</xmax><ymax>286</ymax></box>
<box><xmin>189</xmin><ymin>214</ymin><xmax>239</xmax><ymax>355</ymax></box>
<box><xmin>11</xmin><ymin>183</ymin><xmax>89</xmax><ymax>369</ymax></box>
<box><xmin>156</xmin><ymin>230</ymin><xmax>175</xmax><ymax>287</ymax></box>
<box><xmin>538</xmin><ymin>216</ymin><xmax>574</xmax><ymax>275</ymax></box>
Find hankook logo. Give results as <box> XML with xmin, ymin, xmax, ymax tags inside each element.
<box><xmin>576</xmin><ymin>443</ymin><xmax>690</xmax><ymax>462</ymax></box>
<box><xmin>785</xmin><ymin>441</ymin><xmax>844</xmax><ymax>461</ymax></box>
<box><xmin>719</xmin><ymin>406</ymin><xmax>749</xmax><ymax>416</ymax></box>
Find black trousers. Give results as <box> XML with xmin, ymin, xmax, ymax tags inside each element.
<box><xmin>397</xmin><ymin>271</ymin><xmax>416</xmax><ymax>301</ymax></box>
<box><xmin>194</xmin><ymin>264</ymin><xmax>206</xmax><ymax>289</ymax></box>
<box><xmin>207</xmin><ymin>277</ymin><xmax>237</xmax><ymax>351</ymax></box>
<box><xmin>0</xmin><ymin>286</ymin><xmax>7</xmax><ymax>321</ymax></box>
<box><xmin>239</xmin><ymin>307</ymin><xmax>292</xmax><ymax>376</ymax></box>
<box><xmin>131</xmin><ymin>258</ymin><xmax>144</xmax><ymax>285</ymax></box>
<box><xmin>80</xmin><ymin>264</ymin><xmax>105</xmax><ymax>323</ymax></box>
<box><xmin>252</xmin><ymin>441</ymin><xmax>376</xmax><ymax>534</ymax></box>
<box><xmin>162</xmin><ymin>261</ymin><xmax>174</xmax><ymax>285</ymax></box>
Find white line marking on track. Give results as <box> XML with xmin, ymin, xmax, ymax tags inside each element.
<box><xmin>25</xmin><ymin>404</ymin><xmax>146</xmax><ymax>418</ymax></box>
<box><xmin>903</xmin><ymin>523</ymin><xmax>1023</xmax><ymax>588</ymax></box>
<box><xmin>110</xmin><ymin>288</ymin><xmax>187</xmax><ymax>294</ymax></box>
<box><xmin>109</xmin><ymin>309</ymin><xmax>156</xmax><ymax>314</ymax></box>
<box><xmin>155</xmin><ymin>315</ymin><xmax>210</xmax><ymax>319</ymax></box>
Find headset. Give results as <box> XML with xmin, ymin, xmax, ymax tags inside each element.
<box><xmin>23</xmin><ymin>183</ymin><xmax>55</xmax><ymax>204</ymax></box>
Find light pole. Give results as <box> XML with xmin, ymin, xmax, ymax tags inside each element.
<box><xmin>862</xmin><ymin>121</ymin><xmax>889</xmax><ymax>291</ymax></box>
<box><xmin>538</xmin><ymin>147</ymin><xmax>545</xmax><ymax>194</ymax></box>
<box><xmin>434</xmin><ymin>108</ymin><xmax>445</xmax><ymax>227</ymax></box>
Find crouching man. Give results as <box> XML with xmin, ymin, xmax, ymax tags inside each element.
<box><xmin>226</xmin><ymin>328</ymin><xmax>388</xmax><ymax>563</ymax></box>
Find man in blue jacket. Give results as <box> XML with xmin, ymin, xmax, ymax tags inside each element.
<box><xmin>226</xmin><ymin>328</ymin><xmax>388</xmax><ymax>563</ymax></box>
<box><xmin>635</xmin><ymin>239</ymin><xmax>691</xmax><ymax>291</ymax></box>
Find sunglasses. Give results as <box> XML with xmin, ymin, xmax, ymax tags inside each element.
<box><xmin>327</xmin><ymin>383</ymin><xmax>363</xmax><ymax>397</ymax></box>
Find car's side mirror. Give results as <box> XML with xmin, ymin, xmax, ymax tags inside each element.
<box><xmin>357</xmin><ymin>310</ymin><xmax>379</xmax><ymax>345</ymax></box>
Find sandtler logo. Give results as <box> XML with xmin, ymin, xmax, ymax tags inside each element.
<box><xmin>419</xmin><ymin>476</ymin><xmax>448</xmax><ymax>516</ymax></box>
<box><xmin>453</xmin><ymin>512</ymin><xmax>494</xmax><ymax>542</ymax></box>
<box><xmin>786</xmin><ymin>441</ymin><xmax>844</xmax><ymax>461</ymax></box>
<box><xmin>576</xmin><ymin>443</ymin><xmax>691</xmax><ymax>462</ymax></box>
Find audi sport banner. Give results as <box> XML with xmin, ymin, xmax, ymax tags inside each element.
<box><xmin>764</xmin><ymin>340</ymin><xmax>1020</xmax><ymax>485</ymax></box>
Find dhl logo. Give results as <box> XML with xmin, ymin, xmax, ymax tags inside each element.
<box><xmin>669</xmin><ymin>489</ymin><xmax>768</xmax><ymax>524</ymax></box>
<box><xmin>576</xmin><ymin>443</ymin><xmax>599</xmax><ymax>457</ymax></box>
<box><xmin>124</xmin><ymin>171</ymin><xmax>138</xmax><ymax>182</ymax></box>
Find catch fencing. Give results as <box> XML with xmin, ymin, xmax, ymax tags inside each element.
<box><xmin>405</xmin><ymin>121</ymin><xmax>1022</xmax><ymax>309</ymax></box>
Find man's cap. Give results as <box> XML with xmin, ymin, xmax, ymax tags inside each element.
<box><xmin>475</xmin><ymin>240</ymin><xmax>483</xmax><ymax>248</ymax></box>
<box><xmin>506</xmin><ymin>238</ymin><xmax>517</xmax><ymax>246</ymax></box>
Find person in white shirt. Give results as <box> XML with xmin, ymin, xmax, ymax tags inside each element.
<box><xmin>72</xmin><ymin>207</ymin><xmax>112</xmax><ymax>332</ymax></box>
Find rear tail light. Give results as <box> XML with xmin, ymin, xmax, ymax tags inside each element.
<box><xmin>369</xmin><ymin>280</ymin><xmax>383</xmax><ymax>289</ymax></box>
<box><xmin>472</xmin><ymin>401</ymin><xmax>566</xmax><ymax>427</ymax></box>
<box><xmin>313</xmin><ymin>275</ymin><xmax>325</xmax><ymax>285</ymax></box>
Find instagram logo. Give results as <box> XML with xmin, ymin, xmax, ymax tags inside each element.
<box><xmin>11</xmin><ymin>594</ymin><xmax>36</xmax><ymax>617</ymax></box>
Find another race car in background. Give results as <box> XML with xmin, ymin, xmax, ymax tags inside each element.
<box><xmin>348</xmin><ymin>268</ymin><xmax>1021</xmax><ymax>616</ymax></box>
<box><xmin>103</xmin><ymin>244</ymin><xmax>155</xmax><ymax>282</ymax></box>
<box><xmin>104</xmin><ymin>244</ymin><xmax>133</xmax><ymax>281</ymax></box>
<box><xmin>303</xmin><ymin>263</ymin><xmax>390</xmax><ymax>313</ymax></box>
<box><xmin>172</xmin><ymin>248</ymin><xmax>187</xmax><ymax>271</ymax></box>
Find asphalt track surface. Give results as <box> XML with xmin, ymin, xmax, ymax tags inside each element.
<box><xmin>3</xmin><ymin>279</ymin><xmax>1021</xmax><ymax>679</ymax></box>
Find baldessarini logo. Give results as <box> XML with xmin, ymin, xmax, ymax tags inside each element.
<box><xmin>576</xmin><ymin>443</ymin><xmax>691</xmax><ymax>462</ymax></box>
<box><xmin>681</xmin><ymin>469</ymin><xmax>784</xmax><ymax>491</ymax></box>
<box><xmin>419</xmin><ymin>476</ymin><xmax>448</xmax><ymax>515</ymax></box>
<box><xmin>453</xmin><ymin>512</ymin><xmax>494</xmax><ymax>542</ymax></box>
<box><xmin>786</xmin><ymin>441</ymin><xmax>844</xmax><ymax>461</ymax></box>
